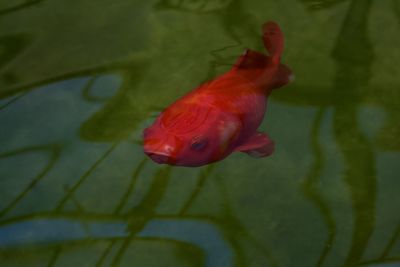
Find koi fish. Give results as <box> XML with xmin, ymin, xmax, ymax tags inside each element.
<box><xmin>143</xmin><ymin>21</ymin><xmax>293</xmax><ymax>167</ymax></box>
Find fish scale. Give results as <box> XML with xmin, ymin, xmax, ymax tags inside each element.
<box><xmin>161</xmin><ymin>103</ymin><xmax>212</xmax><ymax>135</ymax></box>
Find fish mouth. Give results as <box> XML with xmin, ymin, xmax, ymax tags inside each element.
<box><xmin>146</xmin><ymin>152</ymin><xmax>174</xmax><ymax>164</ymax></box>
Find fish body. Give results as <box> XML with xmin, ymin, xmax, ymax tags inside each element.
<box><xmin>143</xmin><ymin>21</ymin><xmax>293</xmax><ymax>167</ymax></box>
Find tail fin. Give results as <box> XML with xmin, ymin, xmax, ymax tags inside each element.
<box><xmin>262</xmin><ymin>21</ymin><xmax>284</xmax><ymax>64</ymax></box>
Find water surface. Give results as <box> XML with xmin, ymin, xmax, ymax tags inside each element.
<box><xmin>1</xmin><ymin>0</ymin><xmax>400</xmax><ymax>266</ymax></box>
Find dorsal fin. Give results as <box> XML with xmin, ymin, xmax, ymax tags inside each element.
<box><xmin>262</xmin><ymin>21</ymin><xmax>284</xmax><ymax>64</ymax></box>
<box><xmin>233</xmin><ymin>49</ymin><xmax>267</xmax><ymax>70</ymax></box>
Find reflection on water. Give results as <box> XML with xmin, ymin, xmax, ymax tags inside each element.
<box><xmin>332</xmin><ymin>1</ymin><xmax>376</xmax><ymax>266</ymax></box>
<box><xmin>1</xmin><ymin>0</ymin><xmax>400</xmax><ymax>266</ymax></box>
<box><xmin>0</xmin><ymin>216</ymin><xmax>232</xmax><ymax>267</ymax></box>
<box><xmin>298</xmin><ymin>0</ymin><xmax>347</xmax><ymax>10</ymax></box>
<box><xmin>156</xmin><ymin>0</ymin><xmax>233</xmax><ymax>13</ymax></box>
<box><xmin>0</xmin><ymin>34</ymin><xmax>31</xmax><ymax>87</ymax></box>
<box><xmin>79</xmin><ymin>70</ymin><xmax>149</xmax><ymax>142</ymax></box>
<box><xmin>0</xmin><ymin>0</ymin><xmax>45</xmax><ymax>16</ymax></box>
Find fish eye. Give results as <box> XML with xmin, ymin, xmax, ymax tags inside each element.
<box><xmin>190</xmin><ymin>136</ymin><xmax>208</xmax><ymax>151</ymax></box>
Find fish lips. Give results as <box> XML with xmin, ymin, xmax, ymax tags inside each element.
<box><xmin>144</xmin><ymin>147</ymin><xmax>178</xmax><ymax>165</ymax></box>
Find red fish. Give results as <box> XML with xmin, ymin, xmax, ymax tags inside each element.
<box><xmin>143</xmin><ymin>21</ymin><xmax>293</xmax><ymax>167</ymax></box>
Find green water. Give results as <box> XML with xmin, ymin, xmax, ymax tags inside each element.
<box><xmin>1</xmin><ymin>0</ymin><xmax>400</xmax><ymax>266</ymax></box>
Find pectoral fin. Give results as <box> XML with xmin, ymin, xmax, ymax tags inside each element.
<box><xmin>235</xmin><ymin>132</ymin><xmax>275</xmax><ymax>158</ymax></box>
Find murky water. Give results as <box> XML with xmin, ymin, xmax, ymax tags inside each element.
<box><xmin>1</xmin><ymin>0</ymin><xmax>400</xmax><ymax>266</ymax></box>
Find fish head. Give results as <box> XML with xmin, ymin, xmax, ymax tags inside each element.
<box><xmin>143</xmin><ymin>104</ymin><xmax>241</xmax><ymax>167</ymax></box>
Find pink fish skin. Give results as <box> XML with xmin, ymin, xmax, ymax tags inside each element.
<box><xmin>143</xmin><ymin>21</ymin><xmax>293</xmax><ymax>167</ymax></box>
